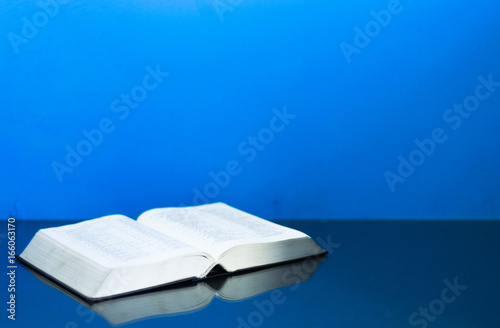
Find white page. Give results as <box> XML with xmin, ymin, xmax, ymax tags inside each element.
<box><xmin>42</xmin><ymin>215</ymin><xmax>207</xmax><ymax>268</ymax></box>
<box><xmin>137</xmin><ymin>203</ymin><xmax>307</xmax><ymax>259</ymax></box>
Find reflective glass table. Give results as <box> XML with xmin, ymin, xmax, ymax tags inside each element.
<box><xmin>2</xmin><ymin>219</ymin><xmax>499</xmax><ymax>327</ymax></box>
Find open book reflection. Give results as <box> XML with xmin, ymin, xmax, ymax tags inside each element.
<box><xmin>26</xmin><ymin>255</ymin><xmax>326</xmax><ymax>326</ymax></box>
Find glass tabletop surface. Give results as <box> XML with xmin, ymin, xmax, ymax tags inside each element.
<box><xmin>2</xmin><ymin>219</ymin><xmax>499</xmax><ymax>328</ymax></box>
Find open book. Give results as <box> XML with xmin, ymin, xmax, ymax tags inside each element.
<box><xmin>24</xmin><ymin>255</ymin><xmax>326</xmax><ymax>325</ymax></box>
<box><xmin>19</xmin><ymin>203</ymin><xmax>325</xmax><ymax>301</ymax></box>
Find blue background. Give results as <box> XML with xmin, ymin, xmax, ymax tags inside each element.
<box><xmin>1</xmin><ymin>0</ymin><xmax>499</xmax><ymax>220</ymax></box>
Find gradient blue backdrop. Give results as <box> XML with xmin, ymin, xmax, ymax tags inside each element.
<box><xmin>1</xmin><ymin>0</ymin><xmax>499</xmax><ymax>220</ymax></box>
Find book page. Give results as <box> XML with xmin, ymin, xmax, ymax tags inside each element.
<box><xmin>42</xmin><ymin>215</ymin><xmax>208</xmax><ymax>267</ymax></box>
<box><xmin>137</xmin><ymin>203</ymin><xmax>307</xmax><ymax>259</ymax></box>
